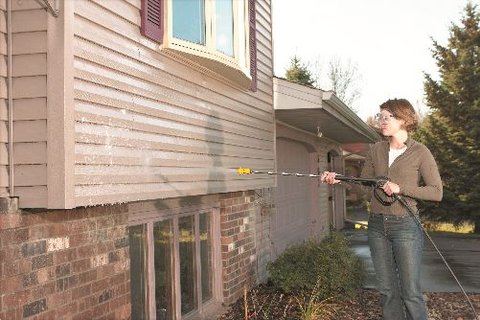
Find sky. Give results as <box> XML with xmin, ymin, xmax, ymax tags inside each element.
<box><xmin>272</xmin><ymin>0</ymin><xmax>479</xmax><ymax>120</ymax></box>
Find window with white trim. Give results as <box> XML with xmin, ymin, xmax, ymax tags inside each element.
<box><xmin>129</xmin><ymin>207</ymin><xmax>219</xmax><ymax>319</ymax></box>
<box><xmin>141</xmin><ymin>0</ymin><xmax>257</xmax><ymax>90</ymax></box>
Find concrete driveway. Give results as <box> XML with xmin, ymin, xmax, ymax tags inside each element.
<box><xmin>346</xmin><ymin>229</ymin><xmax>480</xmax><ymax>293</ymax></box>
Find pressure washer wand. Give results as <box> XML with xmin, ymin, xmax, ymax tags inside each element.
<box><xmin>237</xmin><ymin>168</ymin><xmax>387</xmax><ymax>185</ymax></box>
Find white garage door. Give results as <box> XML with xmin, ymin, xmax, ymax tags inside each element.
<box><xmin>271</xmin><ymin>138</ymin><xmax>317</xmax><ymax>257</ymax></box>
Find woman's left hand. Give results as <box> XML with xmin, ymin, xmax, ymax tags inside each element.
<box><xmin>382</xmin><ymin>181</ymin><xmax>400</xmax><ymax>196</ymax></box>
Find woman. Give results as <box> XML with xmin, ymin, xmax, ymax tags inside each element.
<box><xmin>321</xmin><ymin>98</ymin><xmax>442</xmax><ymax>320</ymax></box>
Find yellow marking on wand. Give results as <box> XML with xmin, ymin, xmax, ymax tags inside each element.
<box><xmin>237</xmin><ymin>167</ymin><xmax>253</xmax><ymax>175</ymax></box>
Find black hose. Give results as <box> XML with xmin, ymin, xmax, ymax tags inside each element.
<box><xmin>394</xmin><ymin>194</ymin><xmax>479</xmax><ymax>319</ymax></box>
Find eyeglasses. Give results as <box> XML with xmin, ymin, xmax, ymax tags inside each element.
<box><xmin>374</xmin><ymin>113</ymin><xmax>396</xmax><ymax>123</ymax></box>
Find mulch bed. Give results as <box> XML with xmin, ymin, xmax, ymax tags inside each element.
<box><xmin>217</xmin><ymin>284</ymin><xmax>480</xmax><ymax>320</ymax></box>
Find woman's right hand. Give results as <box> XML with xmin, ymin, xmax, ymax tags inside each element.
<box><xmin>320</xmin><ymin>171</ymin><xmax>341</xmax><ymax>184</ymax></box>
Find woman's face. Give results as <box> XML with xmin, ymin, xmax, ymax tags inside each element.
<box><xmin>375</xmin><ymin>110</ymin><xmax>405</xmax><ymax>136</ymax></box>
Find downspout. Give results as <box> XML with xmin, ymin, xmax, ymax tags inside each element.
<box><xmin>7</xmin><ymin>0</ymin><xmax>13</xmax><ymax>197</ymax></box>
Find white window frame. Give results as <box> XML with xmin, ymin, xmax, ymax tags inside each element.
<box><xmin>163</xmin><ymin>0</ymin><xmax>252</xmax><ymax>87</ymax></box>
<box><xmin>129</xmin><ymin>204</ymin><xmax>222</xmax><ymax>319</ymax></box>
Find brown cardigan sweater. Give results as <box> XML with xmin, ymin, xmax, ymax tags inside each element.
<box><xmin>360</xmin><ymin>137</ymin><xmax>443</xmax><ymax>215</ymax></box>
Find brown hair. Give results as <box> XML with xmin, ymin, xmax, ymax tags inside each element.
<box><xmin>379</xmin><ymin>98</ymin><xmax>418</xmax><ymax>132</ymax></box>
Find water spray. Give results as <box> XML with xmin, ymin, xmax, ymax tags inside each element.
<box><xmin>237</xmin><ymin>167</ymin><xmax>479</xmax><ymax>319</ymax></box>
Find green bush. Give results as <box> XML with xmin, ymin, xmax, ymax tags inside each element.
<box><xmin>267</xmin><ymin>232</ymin><xmax>364</xmax><ymax>301</ymax></box>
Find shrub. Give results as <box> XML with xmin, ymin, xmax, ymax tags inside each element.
<box><xmin>267</xmin><ymin>231</ymin><xmax>364</xmax><ymax>301</ymax></box>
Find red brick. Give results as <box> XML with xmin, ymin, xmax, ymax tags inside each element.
<box><xmin>4</xmin><ymin>259</ymin><xmax>31</xmax><ymax>277</ymax></box>
<box><xmin>0</xmin><ymin>228</ymin><xmax>29</xmax><ymax>245</ymax></box>
<box><xmin>0</xmin><ymin>308</ymin><xmax>21</xmax><ymax>320</ymax></box>
<box><xmin>48</xmin><ymin>223</ymin><xmax>69</xmax><ymax>237</ymax></box>
<box><xmin>54</xmin><ymin>248</ymin><xmax>77</xmax><ymax>264</ymax></box>
<box><xmin>72</xmin><ymin>258</ymin><xmax>91</xmax><ymax>273</ymax></box>
<box><xmin>55</xmin><ymin>301</ymin><xmax>78</xmax><ymax>318</ymax></box>
<box><xmin>20</xmin><ymin>212</ymin><xmax>45</xmax><ymax>227</ymax></box>
<box><xmin>108</xmin><ymin>294</ymin><xmax>128</xmax><ymax>311</ymax></box>
<box><xmin>1</xmin><ymin>275</ymin><xmax>23</xmax><ymax>292</ymax></box>
<box><xmin>28</xmin><ymin>225</ymin><xmax>50</xmax><ymax>241</ymax></box>
<box><xmin>72</xmin><ymin>284</ymin><xmax>92</xmax><ymax>300</ymax></box>
<box><xmin>0</xmin><ymin>214</ymin><xmax>22</xmax><ymax>230</ymax></box>
<box><xmin>30</xmin><ymin>282</ymin><xmax>56</xmax><ymax>301</ymax></box>
<box><xmin>3</xmin><ymin>290</ymin><xmax>31</xmax><ymax>308</ymax></box>
<box><xmin>32</xmin><ymin>309</ymin><xmax>57</xmax><ymax>320</ymax></box>
<box><xmin>77</xmin><ymin>269</ymin><xmax>97</xmax><ymax>284</ymax></box>
<box><xmin>91</xmin><ymin>278</ymin><xmax>110</xmax><ymax>294</ymax></box>
<box><xmin>47</xmin><ymin>291</ymin><xmax>70</xmax><ymax>309</ymax></box>
<box><xmin>76</xmin><ymin>245</ymin><xmax>95</xmax><ymax>260</ymax></box>
<box><xmin>72</xmin><ymin>310</ymin><xmax>93</xmax><ymax>320</ymax></box>
<box><xmin>92</xmin><ymin>301</ymin><xmax>109</xmax><ymax>318</ymax></box>
<box><xmin>69</xmin><ymin>232</ymin><xmax>91</xmax><ymax>247</ymax></box>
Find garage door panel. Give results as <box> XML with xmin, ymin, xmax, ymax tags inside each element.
<box><xmin>272</xmin><ymin>139</ymin><xmax>312</xmax><ymax>256</ymax></box>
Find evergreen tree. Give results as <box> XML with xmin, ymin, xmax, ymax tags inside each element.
<box><xmin>416</xmin><ymin>3</ymin><xmax>480</xmax><ymax>232</ymax></box>
<box><xmin>285</xmin><ymin>55</ymin><xmax>315</xmax><ymax>87</ymax></box>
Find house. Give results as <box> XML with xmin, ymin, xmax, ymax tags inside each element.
<box><xmin>1</xmin><ymin>0</ymin><xmax>275</xmax><ymax>319</ymax></box>
<box><xmin>0</xmin><ymin>1</ymin><xmax>379</xmax><ymax>319</ymax></box>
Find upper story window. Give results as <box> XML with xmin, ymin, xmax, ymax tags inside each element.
<box><xmin>172</xmin><ymin>0</ymin><xmax>206</xmax><ymax>46</ymax></box>
<box><xmin>141</xmin><ymin>0</ymin><xmax>257</xmax><ymax>90</ymax></box>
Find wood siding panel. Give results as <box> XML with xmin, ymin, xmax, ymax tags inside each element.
<box><xmin>0</xmin><ymin>164</ymin><xmax>7</xmax><ymax>187</ymax></box>
<box><xmin>13</xmin><ymin>53</ymin><xmax>47</xmax><ymax>77</ymax></box>
<box><xmin>0</xmin><ymin>77</ymin><xmax>5</xmax><ymax>99</ymax></box>
<box><xmin>0</xmin><ymin>54</ymin><xmax>6</xmax><ymax>77</ymax></box>
<box><xmin>0</xmin><ymin>99</ymin><xmax>5</xmax><ymax>120</ymax></box>
<box><xmin>12</xmin><ymin>31</ymin><xmax>47</xmax><ymax>55</ymax></box>
<box><xmin>13</xmin><ymin>76</ymin><xmax>46</xmax><ymax>98</ymax></box>
<box><xmin>14</xmin><ymin>142</ymin><xmax>47</xmax><ymax>165</ymax></box>
<box><xmin>14</xmin><ymin>120</ymin><xmax>47</xmax><ymax>142</ymax></box>
<box><xmin>0</xmin><ymin>34</ymin><xmax>5</xmax><ymax>55</ymax></box>
<box><xmin>11</xmin><ymin>1</ymin><xmax>43</xmax><ymax>11</ymax></box>
<box><xmin>12</xmin><ymin>9</ymin><xmax>47</xmax><ymax>32</ymax></box>
<box><xmin>13</xmin><ymin>98</ymin><xmax>47</xmax><ymax>120</ymax></box>
<box><xmin>16</xmin><ymin>186</ymin><xmax>47</xmax><ymax>208</ymax></box>
<box><xmin>0</xmin><ymin>9</ymin><xmax>5</xmax><ymax>33</ymax></box>
<box><xmin>0</xmin><ymin>120</ymin><xmax>6</xmax><ymax>142</ymax></box>
<box><xmin>72</xmin><ymin>0</ymin><xmax>275</xmax><ymax>205</ymax></box>
<box><xmin>74</xmin><ymin>178</ymin><xmax>271</xmax><ymax>207</ymax></box>
<box><xmin>0</xmin><ymin>143</ymin><xmax>6</xmax><ymax>164</ymax></box>
<box><xmin>15</xmin><ymin>164</ymin><xmax>47</xmax><ymax>186</ymax></box>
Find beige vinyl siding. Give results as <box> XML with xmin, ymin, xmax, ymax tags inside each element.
<box><xmin>10</xmin><ymin>4</ymin><xmax>48</xmax><ymax>208</ymax></box>
<box><xmin>0</xmin><ymin>0</ymin><xmax>6</xmax><ymax>196</ymax></box>
<box><xmin>72</xmin><ymin>0</ymin><xmax>275</xmax><ymax>206</ymax></box>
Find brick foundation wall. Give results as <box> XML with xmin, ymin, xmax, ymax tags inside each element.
<box><xmin>0</xmin><ymin>205</ymin><xmax>131</xmax><ymax>320</ymax></box>
<box><xmin>253</xmin><ymin>188</ymin><xmax>274</xmax><ymax>283</ymax></box>
<box><xmin>219</xmin><ymin>191</ymin><xmax>256</xmax><ymax>305</ymax></box>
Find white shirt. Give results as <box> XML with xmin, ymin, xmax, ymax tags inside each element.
<box><xmin>389</xmin><ymin>147</ymin><xmax>407</xmax><ymax>167</ymax></box>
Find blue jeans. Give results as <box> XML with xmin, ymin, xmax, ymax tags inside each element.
<box><xmin>368</xmin><ymin>213</ymin><xmax>426</xmax><ymax>320</ymax></box>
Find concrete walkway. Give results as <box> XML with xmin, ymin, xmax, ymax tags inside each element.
<box><xmin>346</xmin><ymin>229</ymin><xmax>480</xmax><ymax>293</ymax></box>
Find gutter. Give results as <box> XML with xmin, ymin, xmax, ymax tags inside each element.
<box><xmin>322</xmin><ymin>91</ymin><xmax>381</xmax><ymax>143</ymax></box>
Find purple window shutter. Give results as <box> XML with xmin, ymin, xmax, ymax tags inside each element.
<box><xmin>248</xmin><ymin>0</ymin><xmax>257</xmax><ymax>91</ymax></box>
<box><xmin>141</xmin><ymin>0</ymin><xmax>163</xmax><ymax>43</ymax></box>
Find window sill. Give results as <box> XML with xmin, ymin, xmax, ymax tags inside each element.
<box><xmin>162</xmin><ymin>42</ymin><xmax>252</xmax><ymax>90</ymax></box>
